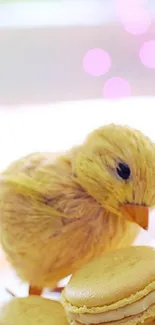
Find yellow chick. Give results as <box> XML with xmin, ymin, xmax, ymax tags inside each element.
<box><xmin>0</xmin><ymin>124</ymin><xmax>155</xmax><ymax>296</ymax></box>
<box><xmin>0</xmin><ymin>296</ymin><xmax>69</xmax><ymax>325</ymax></box>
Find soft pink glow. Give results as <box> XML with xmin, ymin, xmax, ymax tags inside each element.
<box><xmin>83</xmin><ymin>48</ymin><xmax>111</xmax><ymax>77</ymax></box>
<box><xmin>116</xmin><ymin>0</ymin><xmax>151</xmax><ymax>35</ymax></box>
<box><xmin>103</xmin><ymin>77</ymin><xmax>131</xmax><ymax>99</ymax></box>
<box><xmin>116</xmin><ymin>0</ymin><xmax>148</xmax><ymax>20</ymax></box>
<box><xmin>116</xmin><ymin>0</ymin><xmax>143</xmax><ymax>15</ymax></box>
<box><xmin>139</xmin><ymin>40</ymin><xmax>155</xmax><ymax>69</ymax></box>
<box><xmin>124</xmin><ymin>10</ymin><xmax>151</xmax><ymax>35</ymax></box>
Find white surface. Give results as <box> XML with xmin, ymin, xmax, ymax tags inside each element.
<box><xmin>0</xmin><ymin>0</ymin><xmax>114</xmax><ymax>28</ymax></box>
<box><xmin>0</xmin><ymin>97</ymin><xmax>155</xmax><ymax>170</ymax></box>
<box><xmin>0</xmin><ymin>1</ymin><xmax>155</xmax><ymax>28</ymax></box>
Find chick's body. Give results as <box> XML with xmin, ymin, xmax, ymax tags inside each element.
<box><xmin>0</xmin><ymin>124</ymin><xmax>155</xmax><ymax>291</ymax></box>
<box><xmin>0</xmin><ymin>152</ymin><xmax>137</xmax><ymax>289</ymax></box>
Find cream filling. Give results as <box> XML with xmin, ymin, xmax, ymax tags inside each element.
<box><xmin>68</xmin><ymin>290</ymin><xmax>155</xmax><ymax>324</ymax></box>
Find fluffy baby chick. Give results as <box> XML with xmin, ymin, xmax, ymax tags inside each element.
<box><xmin>0</xmin><ymin>124</ymin><xmax>155</xmax><ymax>296</ymax></box>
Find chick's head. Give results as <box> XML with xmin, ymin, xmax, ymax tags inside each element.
<box><xmin>74</xmin><ymin>124</ymin><xmax>155</xmax><ymax>230</ymax></box>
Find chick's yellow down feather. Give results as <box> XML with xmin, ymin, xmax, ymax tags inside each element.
<box><xmin>0</xmin><ymin>124</ymin><xmax>155</xmax><ymax>293</ymax></box>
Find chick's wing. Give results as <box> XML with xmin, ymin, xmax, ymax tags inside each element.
<box><xmin>0</xmin><ymin>152</ymin><xmax>78</xmax><ymax>232</ymax></box>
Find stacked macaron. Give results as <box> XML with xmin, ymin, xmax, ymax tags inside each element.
<box><xmin>0</xmin><ymin>296</ymin><xmax>69</xmax><ymax>325</ymax></box>
<box><xmin>62</xmin><ymin>246</ymin><xmax>155</xmax><ymax>325</ymax></box>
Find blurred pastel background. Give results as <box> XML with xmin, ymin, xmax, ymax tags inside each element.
<box><xmin>1</xmin><ymin>0</ymin><xmax>155</xmax><ymax>304</ymax></box>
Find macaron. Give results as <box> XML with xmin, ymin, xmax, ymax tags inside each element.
<box><xmin>62</xmin><ymin>246</ymin><xmax>155</xmax><ymax>325</ymax></box>
<box><xmin>0</xmin><ymin>296</ymin><xmax>69</xmax><ymax>325</ymax></box>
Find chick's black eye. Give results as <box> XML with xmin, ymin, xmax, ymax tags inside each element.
<box><xmin>116</xmin><ymin>162</ymin><xmax>131</xmax><ymax>180</ymax></box>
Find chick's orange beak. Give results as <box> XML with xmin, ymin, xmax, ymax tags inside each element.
<box><xmin>120</xmin><ymin>204</ymin><xmax>149</xmax><ymax>230</ymax></box>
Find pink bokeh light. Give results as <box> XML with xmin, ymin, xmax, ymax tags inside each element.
<box><xmin>83</xmin><ymin>48</ymin><xmax>111</xmax><ymax>77</ymax></box>
<box><xmin>116</xmin><ymin>0</ymin><xmax>148</xmax><ymax>16</ymax></box>
<box><xmin>116</xmin><ymin>0</ymin><xmax>151</xmax><ymax>35</ymax></box>
<box><xmin>139</xmin><ymin>40</ymin><xmax>155</xmax><ymax>69</ymax></box>
<box><xmin>124</xmin><ymin>10</ymin><xmax>151</xmax><ymax>35</ymax></box>
<box><xmin>103</xmin><ymin>77</ymin><xmax>131</xmax><ymax>99</ymax></box>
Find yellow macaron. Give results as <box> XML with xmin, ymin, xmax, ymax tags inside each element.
<box><xmin>0</xmin><ymin>296</ymin><xmax>69</xmax><ymax>325</ymax></box>
<box><xmin>62</xmin><ymin>246</ymin><xmax>155</xmax><ymax>325</ymax></box>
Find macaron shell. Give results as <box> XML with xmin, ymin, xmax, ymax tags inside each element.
<box><xmin>69</xmin><ymin>304</ymin><xmax>155</xmax><ymax>325</ymax></box>
<box><xmin>0</xmin><ymin>296</ymin><xmax>69</xmax><ymax>325</ymax></box>
<box><xmin>64</xmin><ymin>246</ymin><xmax>155</xmax><ymax>309</ymax></box>
<box><xmin>72</xmin><ymin>318</ymin><xmax>155</xmax><ymax>325</ymax></box>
